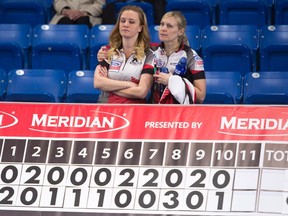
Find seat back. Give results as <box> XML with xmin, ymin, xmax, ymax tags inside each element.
<box><xmin>0</xmin><ymin>0</ymin><xmax>47</xmax><ymax>27</ymax></box>
<box><xmin>274</xmin><ymin>0</ymin><xmax>288</xmax><ymax>25</ymax></box>
<box><xmin>31</xmin><ymin>24</ymin><xmax>90</xmax><ymax>73</ymax></box>
<box><xmin>149</xmin><ymin>25</ymin><xmax>202</xmax><ymax>54</ymax></box>
<box><xmin>204</xmin><ymin>71</ymin><xmax>243</xmax><ymax>104</ymax></box>
<box><xmin>0</xmin><ymin>69</ymin><xmax>7</xmax><ymax>100</ymax></box>
<box><xmin>218</xmin><ymin>0</ymin><xmax>269</xmax><ymax>28</ymax></box>
<box><xmin>259</xmin><ymin>25</ymin><xmax>288</xmax><ymax>71</ymax></box>
<box><xmin>89</xmin><ymin>24</ymin><xmax>114</xmax><ymax>69</ymax></box>
<box><xmin>66</xmin><ymin>70</ymin><xmax>101</xmax><ymax>103</ymax></box>
<box><xmin>32</xmin><ymin>24</ymin><xmax>90</xmax><ymax>51</ymax></box>
<box><xmin>166</xmin><ymin>0</ymin><xmax>214</xmax><ymax>29</ymax></box>
<box><xmin>0</xmin><ymin>24</ymin><xmax>32</xmax><ymax>71</ymax></box>
<box><xmin>38</xmin><ymin>0</ymin><xmax>54</xmax><ymax>21</ymax></box>
<box><xmin>202</xmin><ymin>25</ymin><xmax>259</xmax><ymax>75</ymax></box>
<box><xmin>148</xmin><ymin>25</ymin><xmax>160</xmax><ymax>44</ymax></box>
<box><xmin>243</xmin><ymin>71</ymin><xmax>288</xmax><ymax>104</ymax></box>
<box><xmin>5</xmin><ymin>69</ymin><xmax>67</xmax><ymax>102</ymax></box>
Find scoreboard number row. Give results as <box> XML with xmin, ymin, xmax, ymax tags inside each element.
<box><xmin>0</xmin><ymin>165</ymin><xmax>235</xmax><ymax>190</ymax></box>
<box><xmin>0</xmin><ymin>185</ymin><xmax>251</xmax><ymax>212</ymax></box>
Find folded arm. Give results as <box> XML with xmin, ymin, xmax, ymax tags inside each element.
<box><xmin>94</xmin><ymin>65</ymin><xmax>137</xmax><ymax>92</ymax></box>
<box><xmin>113</xmin><ymin>73</ymin><xmax>153</xmax><ymax>99</ymax></box>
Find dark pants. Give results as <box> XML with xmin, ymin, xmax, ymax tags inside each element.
<box><xmin>144</xmin><ymin>0</ymin><xmax>166</xmax><ymax>24</ymax></box>
<box><xmin>57</xmin><ymin>16</ymin><xmax>92</xmax><ymax>28</ymax></box>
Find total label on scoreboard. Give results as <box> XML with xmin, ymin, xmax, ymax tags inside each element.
<box><xmin>0</xmin><ymin>138</ymin><xmax>287</xmax><ymax>215</ymax></box>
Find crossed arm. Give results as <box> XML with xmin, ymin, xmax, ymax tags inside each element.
<box><xmin>94</xmin><ymin>64</ymin><xmax>153</xmax><ymax>100</ymax></box>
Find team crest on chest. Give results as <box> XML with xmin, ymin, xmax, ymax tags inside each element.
<box><xmin>110</xmin><ymin>59</ymin><xmax>123</xmax><ymax>71</ymax></box>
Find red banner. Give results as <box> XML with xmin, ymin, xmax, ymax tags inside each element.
<box><xmin>1</xmin><ymin>102</ymin><xmax>288</xmax><ymax>140</ymax></box>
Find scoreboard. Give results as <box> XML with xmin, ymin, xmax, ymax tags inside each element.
<box><xmin>0</xmin><ymin>139</ymin><xmax>287</xmax><ymax>215</ymax></box>
<box><xmin>0</xmin><ymin>103</ymin><xmax>288</xmax><ymax>216</ymax></box>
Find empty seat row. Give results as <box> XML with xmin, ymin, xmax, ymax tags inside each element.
<box><xmin>204</xmin><ymin>71</ymin><xmax>288</xmax><ymax>104</ymax></box>
<box><xmin>0</xmin><ymin>24</ymin><xmax>90</xmax><ymax>74</ymax></box>
<box><xmin>1</xmin><ymin>68</ymin><xmax>287</xmax><ymax>105</ymax></box>
<box><xmin>0</xmin><ymin>69</ymin><xmax>101</xmax><ymax>103</ymax></box>
<box><xmin>0</xmin><ymin>0</ymin><xmax>54</xmax><ymax>27</ymax></box>
<box><xmin>1</xmin><ymin>23</ymin><xmax>287</xmax><ymax>76</ymax></box>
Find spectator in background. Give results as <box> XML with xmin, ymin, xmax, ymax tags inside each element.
<box><xmin>102</xmin><ymin>0</ymin><xmax>166</xmax><ymax>25</ymax></box>
<box><xmin>144</xmin><ymin>0</ymin><xmax>166</xmax><ymax>24</ymax></box>
<box><xmin>50</xmin><ymin>0</ymin><xmax>105</xmax><ymax>28</ymax></box>
<box><xmin>94</xmin><ymin>5</ymin><xmax>154</xmax><ymax>103</ymax></box>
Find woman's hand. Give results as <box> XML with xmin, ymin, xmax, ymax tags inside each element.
<box><xmin>62</xmin><ymin>9</ymin><xmax>87</xmax><ymax>20</ymax></box>
<box><xmin>153</xmin><ymin>72</ymin><xmax>172</xmax><ymax>86</ymax></box>
<box><xmin>97</xmin><ymin>65</ymin><xmax>108</xmax><ymax>77</ymax></box>
<box><xmin>97</xmin><ymin>46</ymin><xmax>108</xmax><ymax>62</ymax></box>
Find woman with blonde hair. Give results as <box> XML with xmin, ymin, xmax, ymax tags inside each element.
<box><xmin>152</xmin><ymin>11</ymin><xmax>206</xmax><ymax>104</ymax></box>
<box><xmin>94</xmin><ymin>5</ymin><xmax>154</xmax><ymax>103</ymax></box>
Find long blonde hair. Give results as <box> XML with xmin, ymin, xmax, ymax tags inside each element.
<box><xmin>162</xmin><ymin>11</ymin><xmax>189</xmax><ymax>46</ymax></box>
<box><xmin>107</xmin><ymin>5</ymin><xmax>150</xmax><ymax>61</ymax></box>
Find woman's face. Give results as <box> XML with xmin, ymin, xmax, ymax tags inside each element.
<box><xmin>119</xmin><ymin>10</ymin><xmax>142</xmax><ymax>39</ymax></box>
<box><xmin>158</xmin><ymin>16</ymin><xmax>183</xmax><ymax>43</ymax></box>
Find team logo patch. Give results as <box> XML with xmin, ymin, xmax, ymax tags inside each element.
<box><xmin>195</xmin><ymin>57</ymin><xmax>204</xmax><ymax>70</ymax></box>
<box><xmin>110</xmin><ymin>60</ymin><xmax>122</xmax><ymax>71</ymax></box>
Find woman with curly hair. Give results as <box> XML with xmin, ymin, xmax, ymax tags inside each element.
<box><xmin>94</xmin><ymin>5</ymin><xmax>154</xmax><ymax>103</ymax></box>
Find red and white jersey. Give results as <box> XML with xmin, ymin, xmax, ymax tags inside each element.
<box><xmin>152</xmin><ymin>43</ymin><xmax>205</xmax><ymax>80</ymax></box>
<box><xmin>108</xmin><ymin>49</ymin><xmax>153</xmax><ymax>81</ymax></box>
<box><xmin>151</xmin><ymin>43</ymin><xmax>205</xmax><ymax>104</ymax></box>
<box><xmin>100</xmin><ymin>48</ymin><xmax>154</xmax><ymax>103</ymax></box>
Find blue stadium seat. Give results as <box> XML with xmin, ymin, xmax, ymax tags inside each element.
<box><xmin>148</xmin><ymin>25</ymin><xmax>160</xmax><ymax>44</ymax></box>
<box><xmin>243</xmin><ymin>71</ymin><xmax>288</xmax><ymax>104</ymax></box>
<box><xmin>66</xmin><ymin>70</ymin><xmax>101</xmax><ymax>103</ymax></box>
<box><xmin>0</xmin><ymin>0</ymin><xmax>47</xmax><ymax>27</ymax></box>
<box><xmin>274</xmin><ymin>0</ymin><xmax>288</xmax><ymax>25</ymax></box>
<box><xmin>39</xmin><ymin>0</ymin><xmax>54</xmax><ymax>21</ymax></box>
<box><xmin>114</xmin><ymin>1</ymin><xmax>154</xmax><ymax>25</ymax></box>
<box><xmin>204</xmin><ymin>71</ymin><xmax>243</xmax><ymax>104</ymax></box>
<box><xmin>201</xmin><ymin>25</ymin><xmax>259</xmax><ymax>75</ymax></box>
<box><xmin>259</xmin><ymin>25</ymin><xmax>288</xmax><ymax>71</ymax></box>
<box><xmin>149</xmin><ymin>24</ymin><xmax>202</xmax><ymax>53</ymax></box>
<box><xmin>262</xmin><ymin>0</ymin><xmax>274</xmax><ymax>21</ymax></box>
<box><xmin>218</xmin><ymin>0</ymin><xmax>270</xmax><ymax>28</ymax></box>
<box><xmin>31</xmin><ymin>24</ymin><xmax>90</xmax><ymax>73</ymax></box>
<box><xmin>0</xmin><ymin>69</ymin><xmax>7</xmax><ymax>100</ymax></box>
<box><xmin>0</xmin><ymin>24</ymin><xmax>32</xmax><ymax>72</ymax></box>
<box><xmin>5</xmin><ymin>69</ymin><xmax>67</xmax><ymax>102</ymax></box>
<box><xmin>166</xmin><ymin>0</ymin><xmax>216</xmax><ymax>29</ymax></box>
<box><xmin>89</xmin><ymin>24</ymin><xmax>114</xmax><ymax>70</ymax></box>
